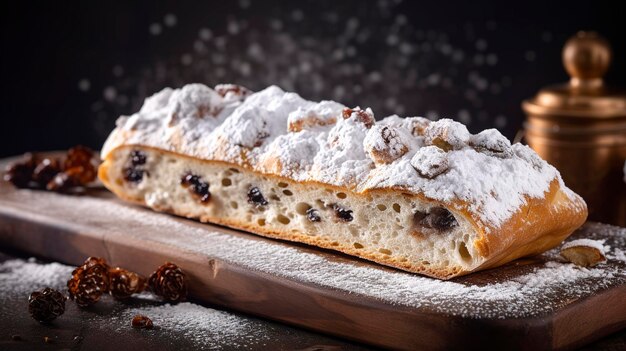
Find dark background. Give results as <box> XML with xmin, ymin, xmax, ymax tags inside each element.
<box><xmin>1</xmin><ymin>0</ymin><xmax>625</xmax><ymax>158</ymax></box>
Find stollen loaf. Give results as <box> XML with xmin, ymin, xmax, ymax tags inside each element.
<box><xmin>98</xmin><ymin>84</ymin><xmax>587</xmax><ymax>279</ymax></box>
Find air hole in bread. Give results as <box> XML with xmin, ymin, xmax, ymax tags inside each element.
<box><xmin>230</xmin><ymin>201</ymin><xmax>238</xmax><ymax>209</ymax></box>
<box><xmin>295</xmin><ymin>202</ymin><xmax>311</xmax><ymax>215</ymax></box>
<box><xmin>330</xmin><ymin>241</ymin><xmax>339</xmax><ymax>246</ymax></box>
<box><xmin>458</xmin><ymin>242</ymin><xmax>472</xmax><ymax>262</ymax></box>
<box><xmin>283</xmin><ymin>189</ymin><xmax>293</xmax><ymax>196</ymax></box>
<box><xmin>270</xmin><ymin>194</ymin><xmax>281</xmax><ymax>201</ymax></box>
<box><xmin>277</xmin><ymin>214</ymin><xmax>291</xmax><ymax>225</ymax></box>
<box><xmin>278</xmin><ymin>182</ymin><xmax>289</xmax><ymax>188</ymax></box>
<box><xmin>336</xmin><ymin>192</ymin><xmax>347</xmax><ymax>199</ymax></box>
<box><xmin>377</xmin><ymin>204</ymin><xmax>387</xmax><ymax>211</ymax></box>
<box><xmin>353</xmin><ymin>242</ymin><xmax>364</xmax><ymax>249</ymax></box>
<box><xmin>393</xmin><ymin>203</ymin><xmax>401</xmax><ymax>213</ymax></box>
<box><xmin>222</xmin><ymin>178</ymin><xmax>232</xmax><ymax>187</ymax></box>
<box><xmin>257</xmin><ymin>218</ymin><xmax>266</xmax><ymax>226</ymax></box>
<box><xmin>229</xmin><ymin>168</ymin><xmax>240</xmax><ymax>173</ymax></box>
<box><xmin>421</xmin><ymin>260</ymin><xmax>431</xmax><ymax>265</ymax></box>
<box><xmin>379</xmin><ymin>248</ymin><xmax>392</xmax><ymax>255</ymax></box>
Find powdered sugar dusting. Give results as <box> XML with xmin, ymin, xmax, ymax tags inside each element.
<box><xmin>0</xmin><ymin>258</ymin><xmax>72</xmax><ymax>296</ymax></box>
<box><xmin>119</xmin><ymin>303</ymin><xmax>272</xmax><ymax>349</ymax></box>
<box><xmin>611</xmin><ymin>248</ymin><xmax>626</xmax><ymax>263</ymax></box>
<box><xmin>470</xmin><ymin>128</ymin><xmax>513</xmax><ymax>157</ymax></box>
<box><xmin>363</xmin><ymin>124</ymin><xmax>410</xmax><ymax>164</ymax></box>
<box><xmin>423</xmin><ymin>118</ymin><xmax>470</xmax><ymax>150</ymax></box>
<box><xmin>287</xmin><ymin>100</ymin><xmax>343</xmax><ymax>132</ymax></box>
<box><xmin>101</xmin><ymin>83</ymin><xmax>582</xmax><ymax>228</ymax></box>
<box><xmin>562</xmin><ymin>239</ymin><xmax>607</xmax><ymax>254</ymax></box>
<box><xmin>410</xmin><ymin>145</ymin><xmax>449</xmax><ymax>178</ymax></box>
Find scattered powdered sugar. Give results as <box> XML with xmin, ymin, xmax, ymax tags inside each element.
<box><xmin>118</xmin><ymin>303</ymin><xmax>273</xmax><ymax>350</ymax></box>
<box><xmin>101</xmin><ymin>83</ymin><xmax>582</xmax><ymax>228</ymax></box>
<box><xmin>610</xmin><ymin>248</ymin><xmax>626</xmax><ymax>263</ymax></box>
<box><xmin>562</xmin><ymin>239</ymin><xmax>607</xmax><ymax>254</ymax></box>
<box><xmin>0</xmin><ymin>258</ymin><xmax>73</xmax><ymax>296</ymax></box>
<box><xmin>186</xmin><ymin>231</ymin><xmax>622</xmax><ymax>319</ymax></box>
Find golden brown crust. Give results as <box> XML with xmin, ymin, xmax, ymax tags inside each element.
<box><xmin>472</xmin><ymin>180</ymin><xmax>587</xmax><ymax>271</ymax></box>
<box><xmin>98</xmin><ymin>145</ymin><xmax>587</xmax><ymax>279</ymax></box>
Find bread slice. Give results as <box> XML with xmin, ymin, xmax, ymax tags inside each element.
<box><xmin>98</xmin><ymin>84</ymin><xmax>587</xmax><ymax>279</ymax></box>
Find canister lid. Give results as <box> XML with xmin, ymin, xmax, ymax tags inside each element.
<box><xmin>523</xmin><ymin>31</ymin><xmax>626</xmax><ymax>118</ymax></box>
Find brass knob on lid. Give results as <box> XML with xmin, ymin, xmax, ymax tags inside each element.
<box><xmin>523</xmin><ymin>31</ymin><xmax>626</xmax><ymax>119</ymax></box>
<box><xmin>563</xmin><ymin>31</ymin><xmax>612</xmax><ymax>90</ymax></box>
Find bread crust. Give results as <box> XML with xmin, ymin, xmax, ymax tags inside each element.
<box><xmin>99</xmin><ymin>145</ymin><xmax>587</xmax><ymax>279</ymax></box>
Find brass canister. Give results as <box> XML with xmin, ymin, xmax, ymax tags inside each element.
<box><xmin>522</xmin><ymin>32</ymin><xmax>626</xmax><ymax>226</ymax></box>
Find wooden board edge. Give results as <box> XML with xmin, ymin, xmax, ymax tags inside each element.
<box><xmin>1</xmin><ymin>206</ymin><xmax>624</xmax><ymax>350</ymax></box>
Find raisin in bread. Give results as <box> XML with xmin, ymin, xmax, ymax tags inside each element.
<box><xmin>98</xmin><ymin>84</ymin><xmax>587</xmax><ymax>279</ymax></box>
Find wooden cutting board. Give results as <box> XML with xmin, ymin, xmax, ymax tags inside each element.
<box><xmin>1</xmin><ymin>155</ymin><xmax>625</xmax><ymax>350</ymax></box>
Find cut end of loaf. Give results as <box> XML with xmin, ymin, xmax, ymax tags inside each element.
<box><xmin>99</xmin><ymin>146</ymin><xmax>486</xmax><ymax>279</ymax></box>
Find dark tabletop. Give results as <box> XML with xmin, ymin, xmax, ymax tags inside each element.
<box><xmin>0</xmin><ymin>249</ymin><xmax>375</xmax><ymax>351</ymax></box>
<box><xmin>1</xmin><ymin>249</ymin><xmax>625</xmax><ymax>351</ymax></box>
